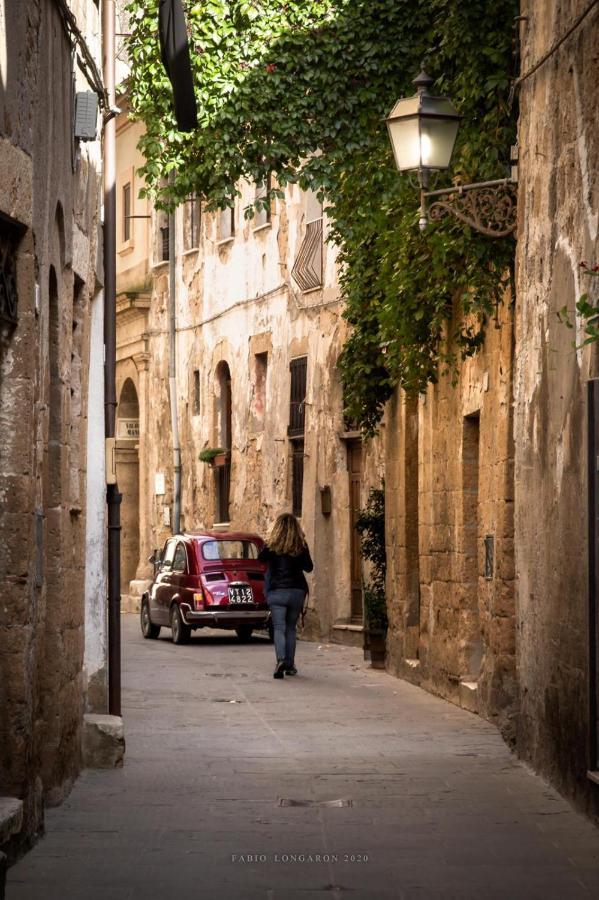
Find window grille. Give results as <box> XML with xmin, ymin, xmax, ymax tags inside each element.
<box><xmin>292</xmin><ymin>440</ymin><xmax>305</xmax><ymax>517</ymax></box>
<box><xmin>291</xmin><ymin>218</ymin><xmax>323</xmax><ymax>291</ymax></box>
<box><xmin>288</xmin><ymin>356</ymin><xmax>307</xmax><ymax>437</ymax></box>
<box><xmin>160</xmin><ymin>224</ymin><xmax>169</xmax><ymax>261</ymax></box>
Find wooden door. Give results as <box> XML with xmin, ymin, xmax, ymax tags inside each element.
<box><xmin>348</xmin><ymin>440</ymin><xmax>363</xmax><ymax>621</ymax></box>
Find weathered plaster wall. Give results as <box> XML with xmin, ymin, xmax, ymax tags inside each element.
<box><xmin>116</xmin><ymin>157</ymin><xmax>383</xmax><ymax>640</ymax></box>
<box><xmin>0</xmin><ymin>0</ymin><xmax>104</xmax><ymax>850</ymax></box>
<box><xmin>386</xmin><ymin>300</ymin><xmax>516</xmax><ymax>741</ymax></box>
<box><xmin>515</xmin><ymin>0</ymin><xmax>599</xmax><ymax>815</ymax></box>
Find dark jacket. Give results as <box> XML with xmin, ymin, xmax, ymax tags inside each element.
<box><xmin>258</xmin><ymin>545</ymin><xmax>313</xmax><ymax>594</ymax></box>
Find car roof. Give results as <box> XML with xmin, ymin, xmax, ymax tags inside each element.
<box><xmin>179</xmin><ymin>531</ymin><xmax>264</xmax><ymax>542</ymax></box>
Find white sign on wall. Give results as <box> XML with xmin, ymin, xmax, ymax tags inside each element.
<box><xmin>155</xmin><ymin>473</ymin><xmax>165</xmax><ymax>495</ymax></box>
<box><xmin>117</xmin><ymin>418</ymin><xmax>140</xmax><ymax>440</ymax></box>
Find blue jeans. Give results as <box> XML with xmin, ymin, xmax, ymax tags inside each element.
<box><xmin>267</xmin><ymin>589</ymin><xmax>305</xmax><ymax>666</ymax></box>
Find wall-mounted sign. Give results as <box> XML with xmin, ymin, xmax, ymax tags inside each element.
<box><xmin>155</xmin><ymin>473</ymin><xmax>165</xmax><ymax>496</ymax></box>
<box><xmin>117</xmin><ymin>418</ymin><xmax>140</xmax><ymax>440</ymax></box>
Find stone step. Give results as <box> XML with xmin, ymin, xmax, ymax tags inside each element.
<box><xmin>121</xmin><ymin>594</ymin><xmax>140</xmax><ymax>614</ymax></box>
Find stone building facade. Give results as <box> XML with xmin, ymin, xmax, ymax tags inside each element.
<box><xmin>514</xmin><ymin>0</ymin><xmax>599</xmax><ymax>818</ymax></box>
<box><xmin>0</xmin><ymin>0</ymin><xmax>107</xmax><ymax>854</ymax></box>
<box><xmin>384</xmin><ymin>0</ymin><xmax>599</xmax><ymax>819</ymax></box>
<box><xmin>385</xmin><ymin>300</ymin><xmax>517</xmax><ymax>743</ymax></box>
<box><xmin>115</xmin><ymin>106</ymin><xmax>383</xmax><ymax>644</ymax></box>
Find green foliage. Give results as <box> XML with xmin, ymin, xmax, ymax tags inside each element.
<box><xmin>126</xmin><ymin>0</ymin><xmax>517</xmax><ymax>432</ymax></box>
<box><xmin>198</xmin><ymin>447</ymin><xmax>227</xmax><ymax>462</ymax></box>
<box><xmin>355</xmin><ymin>487</ymin><xmax>387</xmax><ymax>630</ymax></box>
<box><xmin>558</xmin><ymin>264</ymin><xmax>599</xmax><ymax>347</ymax></box>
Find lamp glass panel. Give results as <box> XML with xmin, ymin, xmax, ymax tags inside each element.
<box><xmin>420</xmin><ymin>117</ymin><xmax>459</xmax><ymax>170</ymax></box>
<box><xmin>387</xmin><ymin>117</ymin><xmax>421</xmax><ymax>171</ymax></box>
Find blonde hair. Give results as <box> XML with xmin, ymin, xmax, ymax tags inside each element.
<box><xmin>267</xmin><ymin>513</ymin><xmax>306</xmax><ymax>556</ymax></box>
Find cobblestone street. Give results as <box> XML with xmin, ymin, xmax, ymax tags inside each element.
<box><xmin>8</xmin><ymin>617</ymin><xmax>599</xmax><ymax>900</ymax></box>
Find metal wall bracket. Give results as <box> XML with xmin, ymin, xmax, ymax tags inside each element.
<box><xmin>420</xmin><ymin>178</ymin><xmax>517</xmax><ymax>238</ymax></box>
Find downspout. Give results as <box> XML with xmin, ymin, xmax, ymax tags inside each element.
<box><xmin>168</xmin><ymin>198</ymin><xmax>181</xmax><ymax>534</ymax></box>
<box><xmin>102</xmin><ymin>0</ymin><xmax>121</xmax><ymax>716</ymax></box>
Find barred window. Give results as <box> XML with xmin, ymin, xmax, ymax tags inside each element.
<box><xmin>288</xmin><ymin>356</ymin><xmax>307</xmax><ymax>437</ymax></box>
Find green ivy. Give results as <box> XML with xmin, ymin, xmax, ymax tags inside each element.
<box><xmin>126</xmin><ymin>0</ymin><xmax>517</xmax><ymax>433</ymax></box>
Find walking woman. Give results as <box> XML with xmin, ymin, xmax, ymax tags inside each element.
<box><xmin>259</xmin><ymin>513</ymin><xmax>313</xmax><ymax>679</ymax></box>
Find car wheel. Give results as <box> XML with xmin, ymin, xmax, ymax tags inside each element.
<box><xmin>235</xmin><ymin>625</ymin><xmax>253</xmax><ymax>642</ymax></box>
<box><xmin>267</xmin><ymin>619</ymin><xmax>274</xmax><ymax>643</ymax></box>
<box><xmin>171</xmin><ymin>605</ymin><xmax>191</xmax><ymax>644</ymax></box>
<box><xmin>141</xmin><ymin>599</ymin><xmax>160</xmax><ymax>639</ymax></box>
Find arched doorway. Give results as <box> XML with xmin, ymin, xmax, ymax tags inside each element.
<box><xmin>214</xmin><ymin>361</ymin><xmax>232</xmax><ymax>523</ymax></box>
<box><xmin>117</xmin><ymin>378</ymin><xmax>140</xmax><ymax>591</ymax></box>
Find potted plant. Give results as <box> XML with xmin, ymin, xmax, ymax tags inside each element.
<box><xmin>198</xmin><ymin>447</ymin><xmax>229</xmax><ymax>467</ymax></box>
<box><xmin>356</xmin><ymin>486</ymin><xmax>388</xmax><ymax>669</ymax></box>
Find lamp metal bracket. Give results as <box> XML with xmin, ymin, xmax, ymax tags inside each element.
<box><xmin>420</xmin><ymin>178</ymin><xmax>517</xmax><ymax>238</ymax></box>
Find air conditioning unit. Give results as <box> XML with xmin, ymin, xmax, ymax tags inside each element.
<box><xmin>74</xmin><ymin>91</ymin><xmax>98</xmax><ymax>141</ymax></box>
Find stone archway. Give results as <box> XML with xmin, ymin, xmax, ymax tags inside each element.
<box><xmin>116</xmin><ymin>377</ymin><xmax>140</xmax><ymax>592</ymax></box>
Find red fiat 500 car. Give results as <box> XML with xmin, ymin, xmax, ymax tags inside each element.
<box><xmin>140</xmin><ymin>531</ymin><xmax>271</xmax><ymax>644</ymax></box>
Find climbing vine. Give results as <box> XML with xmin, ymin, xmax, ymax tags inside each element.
<box><xmin>126</xmin><ymin>0</ymin><xmax>517</xmax><ymax>433</ymax></box>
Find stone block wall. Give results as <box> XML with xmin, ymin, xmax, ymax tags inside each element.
<box><xmin>0</xmin><ymin>0</ymin><xmax>104</xmax><ymax>851</ymax></box>
<box><xmin>514</xmin><ymin>0</ymin><xmax>599</xmax><ymax>816</ymax></box>
<box><xmin>386</xmin><ymin>300</ymin><xmax>517</xmax><ymax>742</ymax></box>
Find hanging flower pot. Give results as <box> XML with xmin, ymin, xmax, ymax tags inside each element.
<box><xmin>198</xmin><ymin>447</ymin><xmax>230</xmax><ymax>467</ymax></box>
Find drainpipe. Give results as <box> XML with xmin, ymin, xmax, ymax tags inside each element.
<box><xmin>103</xmin><ymin>0</ymin><xmax>121</xmax><ymax>716</ymax></box>
<box><xmin>168</xmin><ymin>198</ymin><xmax>181</xmax><ymax>534</ymax></box>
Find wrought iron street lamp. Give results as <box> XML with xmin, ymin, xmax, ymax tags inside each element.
<box><xmin>385</xmin><ymin>70</ymin><xmax>517</xmax><ymax>237</ymax></box>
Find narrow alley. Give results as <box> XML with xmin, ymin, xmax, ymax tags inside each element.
<box><xmin>8</xmin><ymin>617</ymin><xmax>599</xmax><ymax>900</ymax></box>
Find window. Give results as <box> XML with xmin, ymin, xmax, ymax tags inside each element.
<box><xmin>202</xmin><ymin>540</ymin><xmax>259</xmax><ymax>561</ymax></box>
<box><xmin>161</xmin><ymin>539</ymin><xmax>177</xmax><ymax>569</ymax></box>
<box><xmin>253</xmin><ymin>174</ymin><xmax>271</xmax><ymax>228</ymax></box>
<box><xmin>155</xmin><ymin>179</ymin><xmax>170</xmax><ymax>262</ymax></box>
<box><xmin>160</xmin><ymin>221</ymin><xmax>169</xmax><ymax>261</ymax></box>
<box><xmin>173</xmin><ymin>543</ymin><xmax>187</xmax><ymax>573</ymax></box>
<box><xmin>154</xmin><ymin>208</ymin><xmax>169</xmax><ymax>262</ymax></box>
<box><xmin>291</xmin><ymin>189</ymin><xmax>323</xmax><ymax>291</ymax></box>
<box><xmin>288</xmin><ymin>356</ymin><xmax>307</xmax><ymax>437</ymax></box>
<box><xmin>122</xmin><ymin>183</ymin><xmax>131</xmax><ymax>242</ymax></box>
<box><xmin>218</xmin><ymin>205</ymin><xmax>235</xmax><ymax>241</ymax></box>
<box><xmin>288</xmin><ymin>356</ymin><xmax>307</xmax><ymax>517</ymax></box>
<box><xmin>185</xmin><ymin>194</ymin><xmax>201</xmax><ymax>250</ymax></box>
<box><xmin>193</xmin><ymin>369</ymin><xmax>200</xmax><ymax>415</ymax></box>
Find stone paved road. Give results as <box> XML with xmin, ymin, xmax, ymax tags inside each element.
<box><xmin>8</xmin><ymin>616</ymin><xmax>599</xmax><ymax>900</ymax></box>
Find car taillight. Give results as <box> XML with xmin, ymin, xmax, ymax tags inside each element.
<box><xmin>203</xmin><ymin>587</ymin><xmax>214</xmax><ymax>606</ymax></box>
<box><xmin>193</xmin><ymin>592</ymin><xmax>205</xmax><ymax>611</ymax></box>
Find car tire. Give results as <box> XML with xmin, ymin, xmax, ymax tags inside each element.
<box><xmin>171</xmin><ymin>604</ymin><xmax>191</xmax><ymax>644</ymax></box>
<box><xmin>141</xmin><ymin>599</ymin><xmax>160</xmax><ymax>639</ymax></box>
<box><xmin>235</xmin><ymin>625</ymin><xmax>253</xmax><ymax>642</ymax></box>
<box><xmin>267</xmin><ymin>619</ymin><xmax>274</xmax><ymax>643</ymax></box>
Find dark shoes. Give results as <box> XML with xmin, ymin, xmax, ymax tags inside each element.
<box><xmin>273</xmin><ymin>661</ymin><xmax>298</xmax><ymax>678</ymax></box>
<box><xmin>273</xmin><ymin>661</ymin><xmax>286</xmax><ymax>679</ymax></box>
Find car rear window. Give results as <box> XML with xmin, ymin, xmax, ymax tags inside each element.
<box><xmin>201</xmin><ymin>540</ymin><xmax>259</xmax><ymax>561</ymax></box>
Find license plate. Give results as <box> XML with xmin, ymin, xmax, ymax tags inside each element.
<box><xmin>228</xmin><ymin>584</ymin><xmax>253</xmax><ymax>605</ymax></box>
